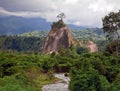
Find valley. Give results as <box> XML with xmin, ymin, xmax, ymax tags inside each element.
<box><xmin>0</xmin><ymin>5</ymin><xmax>119</xmax><ymax>91</ymax></box>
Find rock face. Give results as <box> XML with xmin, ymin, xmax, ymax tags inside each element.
<box><xmin>41</xmin><ymin>20</ymin><xmax>74</xmax><ymax>53</ymax></box>
<box><xmin>87</xmin><ymin>41</ymin><xmax>98</xmax><ymax>52</ymax></box>
<box><xmin>41</xmin><ymin>20</ymin><xmax>98</xmax><ymax>53</ymax></box>
<box><xmin>74</xmin><ymin>39</ymin><xmax>98</xmax><ymax>53</ymax></box>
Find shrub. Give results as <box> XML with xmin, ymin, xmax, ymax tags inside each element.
<box><xmin>70</xmin><ymin>69</ymin><xmax>110</xmax><ymax>91</ymax></box>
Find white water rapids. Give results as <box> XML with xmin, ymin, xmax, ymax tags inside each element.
<box><xmin>42</xmin><ymin>73</ymin><xmax>70</xmax><ymax>91</ymax></box>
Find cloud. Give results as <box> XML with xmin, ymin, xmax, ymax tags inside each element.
<box><xmin>0</xmin><ymin>0</ymin><xmax>119</xmax><ymax>27</ymax></box>
<box><xmin>88</xmin><ymin>0</ymin><xmax>114</xmax><ymax>13</ymax></box>
<box><xmin>0</xmin><ymin>7</ymin><xmax>43</xmax><ymax>18</ymax></box>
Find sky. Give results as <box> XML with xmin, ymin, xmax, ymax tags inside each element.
<box><xmin>0</xmin><ymin>0</ymin><xmax>119</xmax><ymax>27</ymax></box>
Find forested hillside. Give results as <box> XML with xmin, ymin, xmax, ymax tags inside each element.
<box><xmin>0</xmin><ymin>36</ymin><xmax>43</xmax><ymax>52</ymax></box>
<box><xmin>0</xmin><ymin>28</ymin><xmax>106</xmax><ymax>52</ymax></box>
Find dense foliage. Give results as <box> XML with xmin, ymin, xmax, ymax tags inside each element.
<box><xmin>105</xmin><ymin>40</ymin><xmax>120</xmax><ymax>54</ymax></box>
<box><xmin>0</xmin><ymin>52</ymin><xmax>58</xmax><ymax>91</ymax></box>
<box><xmin>0</xmin><ymin>36</ymin><xmax>43</xmax><ymax>52</ymax></box>
<box><xmin>0</xmin><ymin>46</ymin><xmax>120</xmax><ymax>91</ymax></box>
<box><xmin>52</xmin><ymin>20</ymin><xmax>66</xmax><ymax>29</ymax></box>
<box><xmin>69</xmin><ymin>52</ymin><xmax>120</xmax><ymax>91</ymax></box>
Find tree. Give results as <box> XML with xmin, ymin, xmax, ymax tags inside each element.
<box><xmin>103</xmin><ymin>10</ymin><xmax>120</xmax><ymax>41</ymax></box>
<box><xmin>57</xmin><ymin>13</ymin><xmax>65</xmax><ymax>21</ymax></box>
<box><xmin>70</xmin><ymin>69</ymin><xmax>110</xmax><ymax>91</ymax></box>
<box><xmin>103</xmin><ymin>10</ymin><xmax>120</xmax><ymax>63</ymax></box>
<box><xmin>76</xmin><ymin>47</ymin><xmax>89</xmax><ymax>54</ymax></box>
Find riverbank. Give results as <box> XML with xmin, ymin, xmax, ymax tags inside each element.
<box><xmin>42</xmin><ymin>73</ymin><xmax>70</xmax><ymax>91</ymax></box>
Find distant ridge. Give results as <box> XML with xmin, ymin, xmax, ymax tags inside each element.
<box><xmin>0</xmin><ymin>16</ymin><xmax>87</xmax><ymax>35</ymax></box>
<box><xmin>0</xmin><ymin>16</ymin><xmax>51</xmax><ymax>35</ymax></box>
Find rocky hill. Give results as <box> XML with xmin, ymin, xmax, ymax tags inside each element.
<box><xmin>41</xmin><ymin>20</ymin><xmax>74</xmax><ymax>53</ymax></box>
<box><xmin>41</xmin><ymin>20</ymin><xmax>98</xmax><ymax>53</ymax></box>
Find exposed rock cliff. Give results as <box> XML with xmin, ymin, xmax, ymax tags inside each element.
<box><xmin>87</xmin><ymin>41</ymin><xmax>98</xmax><ymax>52</ymax></box>
<box><xmin>41</xmin><ymin>20</ymin><xmax>98</xmax><ymax>53</ymax></box>
<box><xmin>41</xmin><ymin>20</ymin><xmax>74</xmax><ymax>53</ymax></box>
<box><xmin>74</xmin><ymin>40</ymin><xmax>98</xmax><ymax>53</ymax></box>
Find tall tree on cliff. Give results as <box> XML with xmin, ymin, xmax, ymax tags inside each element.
<box><xmin>103</xmin><ymin>10</ymin><xmax>120</xmax><ymax>63</ymax></box>
<box><xmin>57</xmin><ymin>13</ymin><xmax>66</xmax><ymax>21</ymax></box>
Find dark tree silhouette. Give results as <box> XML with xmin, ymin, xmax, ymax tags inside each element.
<box><xmin>103</xmin><ymin>10</ymin><xmax>120</xmax><ymax>41</ymax></box>
<box><xmin>103</xmin><ymin>10</ymin><xmax>120</xmax><ymax>64</ymax></box>
<box><xmin>57</xmin><ymin>13</ymin><xmax>65</xmax><ymax>20</ymax></box>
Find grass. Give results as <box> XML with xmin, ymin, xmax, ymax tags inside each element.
<box><xmin>34</xmin><ymin>74</ymin><xmax>56</xmax><ymax>89</ymax></box>
<box><xmin>24</xmin><ymin>67</ymin><xmax>59</xmax><ymax>91</ymax></box>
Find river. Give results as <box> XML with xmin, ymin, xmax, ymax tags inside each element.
<box><xmin>42</xmin><ymin>73</ymin><xmax>70</xmax><ymax>91</ymax></box>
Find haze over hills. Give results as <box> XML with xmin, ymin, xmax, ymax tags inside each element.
<box><xmin>0</xmin><ymin>16</ymin><xmax>86</xmax><ymax>35</ymax></box>
<box><xmin>0</xmin><ymin>16</ymin><xmax>50</xmax><ymax>35</ymax></box>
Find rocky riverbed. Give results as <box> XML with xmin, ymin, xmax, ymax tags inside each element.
<box><xmin>42</xmin><ymin>73</ymin><xmax>70</xmax><ymax>91</ymax></box>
